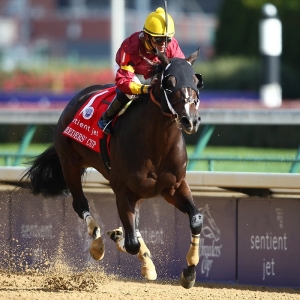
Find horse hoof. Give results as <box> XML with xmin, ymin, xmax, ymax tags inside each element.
<box><xmin>179</xmin><ymin>266</ymin><xmax>196</xmax><ymax>289</ymax></box>
<box><xmin>107</xmin><ymin>227</ymin><xmax>123</xmax><ymax>242</ymax></box>
<box><xmin>89</xmin><ymin>237</ymin><xmax>105</xmax><ymax>260</ymax></box>
<box><xmin>141</xmin><ymin>267</ymin><xmax>157</xmax><ymax>281</ymax></box>
<box><xmin>180</xmin><ymin>272</ymin><xmax>196</xmax><ymax>289</ymax></box>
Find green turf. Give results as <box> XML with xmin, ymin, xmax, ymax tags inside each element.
<box><xmin>0</xmin><ymin>144</ymin><xmax>299</xmax><ymax>173</ymax></box>
<box><xmin>187</xmin><ymin>146</ymin><xmax>299</xmax><ymax>173</ymax></box>
<box><xmin>0</xmin><ymin>143</ymin><xmax>51</xmax><ymax>167</ymax></box>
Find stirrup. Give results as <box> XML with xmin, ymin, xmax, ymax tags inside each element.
<box><xmin>98</xmin><ymin>119</ymin><xmax>113</xmax><ymax>135</ymax></box>
<box><xmin>98</xmin><ymin>116</ymin><xmax>110</xmax><ymax>129</ymax></box>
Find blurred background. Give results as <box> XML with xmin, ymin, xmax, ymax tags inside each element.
<box><xmin>0</xmin><ymin>0</ymin><xmax>218</xmax><ymax>91</ymax></box>
<box><xmin>1</xmin><ymin>0</ymin><xmax>300</xmax><ymax>172</ymax></box>
<box><xmin>1</xmin><ymin>0</ymin><xmax>300</xmax><ymax>97</ymax></box>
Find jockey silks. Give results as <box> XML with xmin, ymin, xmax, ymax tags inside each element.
<box><xmin>115</xmin><ymin>31</ymin><xmax>184</xmax><ymax>95</ymax></box>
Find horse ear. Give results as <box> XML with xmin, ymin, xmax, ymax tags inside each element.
<box><xmin>186</xmin><ymin>48</ymin><xmax>200</xmax><ymax>65</ymax></box>
<box><xmin>162</xmin><ymin>75</ymin><xmax>176</xmax><ymax>93</ymax></box>
<box><xmin>156</xmin><ymin>49</ymin><xmax>170</xmax><ymax>67</ymax></box>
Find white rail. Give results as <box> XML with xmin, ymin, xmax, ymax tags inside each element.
<box><xmin>1</xmin><ymin>108</ymin><xmax>300</xmax><ymax>125</ymax></box>
<box><xmin>1</xmin><ymin>167</ymin><xmax>299</xmax><ymax>191</ymax></box>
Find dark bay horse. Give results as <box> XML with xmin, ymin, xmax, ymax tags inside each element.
<box><xmin>20</xmin><ymin>49</ymin><xmax>203</xmax><ymax>289</ymax></box>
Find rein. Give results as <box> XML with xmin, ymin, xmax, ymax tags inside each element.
<box><xmin>149</xmin><ymin>89</ymin><xmax>175</xmax><ymax>118</ymax></box>
<box><xmin>149</xmin><ymin>86</ymin><xmax>200</xmax><ymax>120</ymax></box>
<box><xmin>148</xmin><ymin>58</ymin><xmax>201</xmax><ymax>126</ymax></box>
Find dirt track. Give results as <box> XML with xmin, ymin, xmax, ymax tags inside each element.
<box><xmin>1</xmin><ymin>269</ymin><xmax>300</xmax><ymax>300</ymax></box>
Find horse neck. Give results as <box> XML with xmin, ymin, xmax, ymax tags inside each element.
<box><xmin>146</xmin><ymin>89</ymin><xmax>183</xmax><ymax>152</ymax></box>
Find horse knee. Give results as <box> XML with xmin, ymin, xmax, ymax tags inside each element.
<box><xmin>190</xmin><ymin>212</ymin><xmax>203</xmax><ymax>235</ymax></box>
<box><xmin>125</xmin><ymin>238</ymin><xmax>140</xmax><ymax>255</ymax></box>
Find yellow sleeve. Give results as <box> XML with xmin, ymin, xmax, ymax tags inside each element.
<box><xmin>129</xmin><ymin>82</ymin><xmax>150</xmax><ymax>94</ymax></box>
<box><xmin>119</xmin><ymin>65</ymin><xmax>149</xmax><ymax>94</ymax></box>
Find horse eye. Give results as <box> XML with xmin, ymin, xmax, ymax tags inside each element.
<box><xmin>194</xmin><ymin>74</ymin><xmax>204</xmax><ymax>90</ymax></box>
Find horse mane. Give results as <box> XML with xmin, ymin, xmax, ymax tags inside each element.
<box><xmin>148</xmin><ymin>49</ymin><xmax>172</xmax><ymax>79</ymax></box>
<box><xmin>149</xmin><ymin>63</ymin><xmax>164</xmax><ymax>79</ymax></box>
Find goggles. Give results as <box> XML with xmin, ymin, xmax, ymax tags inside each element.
<box><xmin>151</xmin><ymin>36</ymin><xmax>172</xmax><ymax>45</ymax></box>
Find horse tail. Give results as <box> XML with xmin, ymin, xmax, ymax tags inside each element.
<box><xmin>20</xmin><ymin>146</ymin><xmax>69</xmax><ymax>197</ymax></box>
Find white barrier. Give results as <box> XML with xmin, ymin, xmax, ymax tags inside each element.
<box><xmin>1</xmin><ymin>166</ymin><xmax>300</xmax><ymax>286</ymax></box>
<box><xmin>1</xmin><ymin>167</ymin><xmax>299</xmax><ymax>193</ymax></box>
<box><xmin>1</xmin><ymin>108</ymin><xmax>300</xmax><ymax>125</ymax></box>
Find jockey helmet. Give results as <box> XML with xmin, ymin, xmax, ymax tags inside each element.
<box><xmin>143</xmin><ymin>7</ymin><xmax>175</xmax><ymax>38</ymax></box>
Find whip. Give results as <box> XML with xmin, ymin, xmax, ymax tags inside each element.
<box><xmin>164</xmin><ymin>0</ymin><xmax>168</xmax><ymax>52</ymax></box>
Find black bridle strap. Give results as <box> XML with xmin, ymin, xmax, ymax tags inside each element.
<box><xmin>149</xmin><ymin>89</ymin><xmax>175</xmax><ymax>118</ymax></box>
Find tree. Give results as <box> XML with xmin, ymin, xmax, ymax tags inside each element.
<box><xmin>215</xmin><ymin>0</ymin><xmax>300</xmax><ymax>72</ymax></box>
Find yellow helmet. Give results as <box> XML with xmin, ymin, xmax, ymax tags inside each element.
<box><xmin>143</xmin><ymin>7</ymin><xmax>175</xmax><ymax>37</ymax></box>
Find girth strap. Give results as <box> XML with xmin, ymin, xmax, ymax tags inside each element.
<box><xmin>100</xmin><ymin>134</ymin><xmax>111</xmax><ymax>174</ymax></box>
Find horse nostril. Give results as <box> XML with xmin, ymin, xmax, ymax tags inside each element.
<box><xmin>181</xmin><ymin>117</ymin><xmax>192</xmax><ymax>129</ymax></box>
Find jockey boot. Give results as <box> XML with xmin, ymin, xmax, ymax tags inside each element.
<box><xmin>98</xmin><ymin>92</ymin><xmax>130</xmax><ymax>135</ymax></box>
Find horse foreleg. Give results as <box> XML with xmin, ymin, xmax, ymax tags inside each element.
<box><xmin>179</xmin><ymin>233</ymin><xmax>201</xmax><ymax>289</ymax></box>
<box><xmin>132</xmin><ymin>199</ymin><xmax>156</xmax><ymax>279</ymax></box>
<box><xmin>136</xmin><ymin>230</ymin><xmax>157</xmax><ymax>280</ymax></box>
<box><xmin>107</xmin><ymin>227</ymin><xmax>157</xmax><ymax>280</ymax></box>
<box><xmin>162</xmin><ymin>179</ymin><xmax>203</xmax><ymax>289</ymax></box>
<box><xmin>83</xmin><ymin>211</ymin><xmax>105</xmax><ymax>260</ymax></box>
<box><xmin>106</xmin><ymin>226</ymin><xmax>127</xmax><ymax>253</ymax></box>
<box><xmin>107</xmin><ymin>196</ymin><xmax>157</xmax><ymax>280</ymax></box>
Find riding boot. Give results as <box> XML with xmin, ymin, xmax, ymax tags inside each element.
<box><xmin>98</xmin><ymin>92</ymin><xmax>130</xmax><ymax>135</ymax></box>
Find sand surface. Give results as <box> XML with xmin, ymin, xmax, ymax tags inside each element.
<box><xmin>1</xmin><ymin>268</ymin><xmax>300</xmax><ymax>300</ymax></box>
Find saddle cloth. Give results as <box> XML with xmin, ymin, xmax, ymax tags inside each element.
<box><xmin>63</xmin><ymin>86</ymin><xmax>117</xmax><ymax>153</ymax></box>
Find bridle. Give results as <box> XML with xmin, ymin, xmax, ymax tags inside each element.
<box><xmin>149</xmin><ymin>58</ymin><xmax>203</xmax><ymax>126</ymax></box>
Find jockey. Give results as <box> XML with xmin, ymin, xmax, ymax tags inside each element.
<box><xmin>98</xmin><ymin>7</ymin><xmax>185</xmax><ymax>135</ymax></box>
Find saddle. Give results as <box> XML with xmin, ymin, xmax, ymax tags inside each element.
<box><xmin>63</xmin><ymin>86</ymin><xmax>119</xmax><ymax>172</ymax></box>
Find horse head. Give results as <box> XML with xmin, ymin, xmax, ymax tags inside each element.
<box><xmin>152</xmin><ymin>48</ymin><xmax>203</xmax><ymax>134</ymax></box>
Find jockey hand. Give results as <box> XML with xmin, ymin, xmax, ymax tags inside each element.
<box><xmin>147</xmin><ymin>77</ymin><xmax>158</xmax><ymax>93</ymax></box>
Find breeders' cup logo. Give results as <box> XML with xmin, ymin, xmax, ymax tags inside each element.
<box><xmin>82</xmin><ymin>106</ymin><xmax>94</xmax><ymax>119</ymax></box>
<box><xmin>199</xmin><ymin>204</ymin><xmax>222</xmax><ymax>277</ymax></box>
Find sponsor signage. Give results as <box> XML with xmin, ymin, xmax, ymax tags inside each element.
<box><xmin>175</xmin><ymin>196</ymin><xmax>237</xmax><ymax>282</ymax></box>
<box><xmin>2</xmin><ymin>188</ymin><xmax>300</xmax><ymax>287</ymax></box>
<box><xmin>238</xmin><ymin>198</ymin><xmax>300</xmax><ymax>287</ymax></box>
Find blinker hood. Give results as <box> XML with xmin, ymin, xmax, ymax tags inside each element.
<box><xmin>161</xmin><ymin>58</ymin><xmax>198</xmax><ymax>94</ymax></box>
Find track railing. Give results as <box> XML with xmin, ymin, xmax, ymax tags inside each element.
<box><xmin>1</xmin><ymin>167</ymin><xmax>300</xmax><ymax>287</ymax></box>
<box><xmin>1</xmin><ymin>153</ymin><xmax>299</xmax><ymax>174</ymax></box>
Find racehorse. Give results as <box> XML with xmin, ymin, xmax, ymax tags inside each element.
<box><xmin>20</xmin><ymin>49</ymin><xmax>203</xmax><ymax>289</ymax></box>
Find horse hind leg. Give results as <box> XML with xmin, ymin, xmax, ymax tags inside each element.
<box><xmin>83</xmin><ymin>211</ymin><xmax>105</xmax><ymax>260</ymax></box>
<box><xmin>59</xmin><ymin>156</ymin><xmax>105</xmax><ymax>261</ymax></box>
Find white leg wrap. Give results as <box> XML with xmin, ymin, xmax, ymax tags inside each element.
<box><xmin>186</xmin><ymin>234</ymin><xmax>200</xmax><ymax>266</ymax></box>
<box><xmin>83</xmin><ymin>211</ymin><xmax>101</xmax><ymax>239</ymax></box>
<box><xmin>83</xmin><ymin>211</ymin><xmax>91</xmax><ymax>221</ymax></box>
